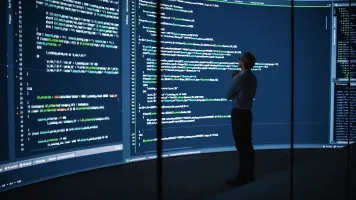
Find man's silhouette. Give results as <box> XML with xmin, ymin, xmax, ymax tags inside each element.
<box><xmin>226</xmin><ymin>52</ymin><xmax>257</xmax><ymax>185</ymax></box>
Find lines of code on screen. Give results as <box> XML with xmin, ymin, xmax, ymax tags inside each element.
<box><xmin>333</xmin><ymin>5</ymin><xmax>356</xmax><ymax>142</ymax></box>
<box><xmin>335</xmin><ymin>6</ymin><xmax>356</xmax><ymax>79</ymax></box>
<box><xmin>14</xmin><ymin>0</ymin><xmax>123</xmax><ymax>158</ymax></box>
<box><xmin>130</xmin><ymin>0</ymin><xmax>292</xmax><ymax>156</ymax></box>
<box><xmin>333</xmin><ymin>83</ymin><xmax>356</xmax><ymax>142</ymax></box>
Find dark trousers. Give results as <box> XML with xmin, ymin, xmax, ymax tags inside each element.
<box><xmin>231</xmin><ymin>108</ymin><xmax>255</xmax><ymax>179</ymax></box>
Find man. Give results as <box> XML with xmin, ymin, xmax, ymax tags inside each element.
<box><xmin>226</xmin><ymin>52</ymin><xmax>257</xmax><ymax>185</ymax></box>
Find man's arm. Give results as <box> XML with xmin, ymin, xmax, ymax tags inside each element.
<box><xmin>226</xmin><ymin>75</ymin><xmax>241</xmax><ymax>100</ymax></box>
<box><xmin>232</xmin><ymin>70</ymin><xmax>239</xmax><ymax>78</ymax></box>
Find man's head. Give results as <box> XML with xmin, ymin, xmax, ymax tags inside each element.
<box><xmin>238</xmin><ymin>52</ymin><xmax>256</xmax><ymax>70</ymax></box>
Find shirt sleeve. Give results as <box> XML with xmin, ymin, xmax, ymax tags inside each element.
<box><xmin>226</xmin><ymin>75</ymin><xmax>241</xmax><ymax>100</ymax></box>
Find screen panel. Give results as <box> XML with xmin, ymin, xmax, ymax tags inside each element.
<box><xmin>1</xmin><ymin>0</ymin><xmax>125</xmax><ymax>191</ymax></box>
<box><xmin>13</xmin><ymin>0</ymin><xmax>123</xmax><ymax>158</ymax></box>
<box><xmin>332</xmin><ymin>2</ymin><xmax>356</xmax><ymax>144</ymax></box>
<box><xmin>133</xmin><ymin>0</ymin><xmax>293</xmax><ymax>160</ymax></box>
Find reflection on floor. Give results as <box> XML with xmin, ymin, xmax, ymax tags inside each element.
<box><xmin>1</xmin><ymin>148</ymin><xmax>354</xmax><ymax>200</ymax></box>
<box><xmin>209</xmin><ymin>145</ymin><xmax>355</xmax><ymax>200</ymax></box>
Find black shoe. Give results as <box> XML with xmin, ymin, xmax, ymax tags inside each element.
<box><xmin>248</xmin><ymin>176</ymin><xmax>256</xmax><ymax>182</ymax></box>
<box><xmin>226</xmin><ymin>177</ymin><xmax>248</xmax><ymax>186</ymax></box>
<box><xmin>226</xmin><ymin>176</ymin><xmax>255</xmax><ymax>186</ymax></box>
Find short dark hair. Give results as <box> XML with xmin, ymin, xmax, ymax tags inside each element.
<box><xmin>241</xmin><ymin>52</ymin><xmax>256</xmax><ymax>69</ymax></box>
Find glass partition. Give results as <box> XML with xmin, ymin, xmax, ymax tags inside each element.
<box><xmin>344</xmin><ymin>1</ymin><xmax>355</xmax><ymax>199</ymax></box>
<box><xmin>158</xmin><ymin>0</ymin><xmax>292</xmax><ymax>199</ymax></box>
<box><xmin>293</xmin><ymin>0</ymin><xmax>351</xmax><ymax>199</ymax></box>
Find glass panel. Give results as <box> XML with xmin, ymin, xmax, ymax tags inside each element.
<box><xmin>159</xmin><ymin>0</ymin><xmax>292</xmax><ymax>199</ymax></box>
<box><xmin>129</xmin><ymin>0</ymin><xmax>159</xmax><ymax>198</ymax></box>
<box><xmin>293</xmin><ymin>0</ymin><xmax>349</xmax><ymax>198</ymax></box>
<box><xmin>345</xmin><ymin>1</ymin><xmax>356</xmax><ymax>199</ymax></box>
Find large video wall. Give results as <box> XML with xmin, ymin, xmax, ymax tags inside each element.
<box><xmin>0</xmin><ymin>0</ymin><xmax>354</xmax><ymax>192</ymax></box>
